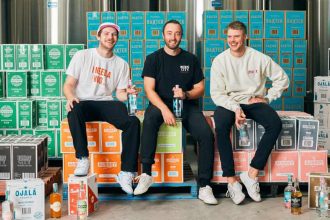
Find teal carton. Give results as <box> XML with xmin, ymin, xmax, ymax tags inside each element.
<box><xmin>87</xmin><ymin>41</ymin><xmax>99</xmax><ymax>49</ymax></box>
<box><xmin>131</xmin><ymin>11</ymin><xmax>145</xmax><ymax>39</ymax></box>
<box><xmin>283</xmin><ymin>97</ymin><xmax>304</xmax><ymax>111</ymax></box>
<box><xmin>248</xmin><ymin>39</ymin><xmax>263</xmax><ymax>53</ymax></box>
<box><xmin>101</xmin><ymin>11</ymin><xmax>116</xmax><ymax>23</ymax></box>
<box><xmin>132</xmin><ymin>68</ymin><xmax>143</xmax><ymax>83</ymax></box>
<box><xmin>65</xmin><ymin>44</ymin><xmax>84</xmax><ymax>69</ymax></box>
<box><xmin>45</xmin><ymin>44</ymin><xmax>65</xmax><ymax>70</ymax></box>
<box><xmin>1</xmin><ymin>44</ymin><xmax>16</xmax><ymax>71</ymax></box>
<box><xmin>47</xmin><ymin>100</ymin><xmax>61</xmax><ymax>129</ymax></box>
<box><xmin>17</xmin><ymin>99</ymin><xmax>36</xmax><ymax>129</ymax></box>
<box><xmin>40</xmin><ymin>71</ymin><xmax>61</xmax><ymax>97</ymax></box>
<box><xmin>16</xmin><ymin>44</ymin><xmax>30</xmax><ymax>70</ymax></box>
<box><xmin>279</xmin><ymin>40</ymin><xmax>293</xmax><ymax>68</ymax></box>
<box><xmin>204</xmin><ymin>68</ymin><xmax>211</xmax><ymax>96</ymax></box>
<box><xmin>265</xmin><ymin>11</ymin><xmax>285</xmax><ymax>38</ymax></box>
<box><xmin>114</xmin><ymin>39</ymin><xmax>129</xmax><ymax>63</ymax></box>
<box><xmin>30</xmin><ymin>44</ymin><xmax>44</xmax><ymax>70</ymax></box>
<box><xmin>293</xmin><ymin>39</ymin><xmax>307</xmax><ymax>68</ymax></box>
<box><xmin>234</xmin><ymin>11</ymin><xmax>249</xmax><ymax>36</ymax></box>
<box><xmin>145</xmin><ymin>40</ymin><xmax>160</xmax><ymax>56</ymax></box>
<box><xmin>202</xmin><ymin>40</ymin><xmax>225</xmax><ymax>68</ymax></box>
<box><xmin>203</xmin><ymin>11</ymin><xmax>219</xmax><ymax>39</ymax></box>
<box><xmin>87</xmin><ymin>11</ymin><xmax>101</xmax><ymax>41</ymax></box>
<box><xmin>116</xmin><ymin>11</ymin><xmax>131</xmax><ymax>39</ymax></box>
<box><xmin>249</xmin><ymin>11</ymin><xmax>264</xmax><ymax>39</ymax></box>
<box><xmin>146</xmin><ymin>12</ymin><xmax>165</xmax><ymax>39</ymax></box>
<box><xmin>130</xmin><ymin>40</ymin><xmax>144</xmax><ymax>69</ymax></box>
<box><xmin>269</xmin><ymin>98</ymin><xmax>283</xmax><ymax>111</ymax></box>
<box><xmin>167</xmin><ymin>11</ymin><xmax>187</xmax><ymax>38</ymax></box>
<box><xmin>0</xmin><ymin>100</ymin><xmax>17</xmax><ymax>129</ymax></box>
<box><xmin>264</xmin><ymin>39</ymin><xmax>279</xmax><ymax>64</ymax></box>
<box><xmin>36</xmin><ymin>99</ymin><xmax>47</xmax><ymax>126</ymax></box>
<box><xmin>27</xmin><ymin>71</ymin><xmax>41</xmax><ymax>97</ymax></box>
<box><xmin>285</xmin><ymin>11</ymin><xmax>306</xmax><ymax>39</ymax></box>
<box><xmin>203</xmin><ymin>96</ymin><xmax>216</xmax><ymax>111</ymax></box>
<box><xmin>6</xmin><ymin>71</ymin><xmax>28</xmax><ymax>98</ymax></box>
<box><xmin>282</xmin><ymin>68</ymin><xmax>292</xmax><ymax>97</ymax></box>
<box><xmin>293</xmin><ymin>68</ymin><xmax>306</xmax><ymax>97</ymax></box>
<box><xmin>219</xmin><ymin>10</ymin><xmax>234</xmax><ymax>39</ymax></box>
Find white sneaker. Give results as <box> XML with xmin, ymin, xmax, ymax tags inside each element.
<box><xmin>116</xmin><ymin>171</ymin><xmax>134</xmax><ymax>194</ymax></box>
<box><xmin>74</xmin><ymin>157</ymin><xmax>90</xmax><ymax>176</ymax></box>
<box><xmin>198</xmin><ymin>185</ymin><xmax>218</xmax><ymax>205</ymax></box>
<box><xmin>226</xmin><ymin>182</ymin><xmax>245</xmax><ymax>205</ymax></box>
<box><xmin>240</xmin><ymin>172</ymin><xmax>261</xmax><ymax>202</ymax></box>
<box><xmin>133</xmin><ymin>173</ymin><xmax>153</xmax><ymax>195</ymax></box>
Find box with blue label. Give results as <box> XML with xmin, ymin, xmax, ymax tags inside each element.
<box><xmin>101</xmin><ymin>11</ymin><xmax>115</xmax><ymax>23</ymax></box>
<box><xmin>116</xmin><ymin>11</ymin><xmax>130</xmax><ymax>39</ymax></box>
<box><xmin>294</xmin><ymin>40</ymin><xmax>307</xmax><ymax>68</ymax></box>
<box><xmin>279</xmin><ymin>40</ymin><xmax>293</xmax><ymax>68</ymax></box>
<box><xmin>146</xmin><ymin>12</ymin><xmax>165</xmax><ymax>39</ymax></box>
<box><xmin>204</xmin><ymin>68</ymin><xmax>211</xmax><ymax>96</ymax></box>
<box><xmin>203</xmin><ymin>11</ymin><xmax>219</xmax><ymax>39</ymax></box>
<box><xmin>202</xmin><ymin>40</ymin><xmax>225</xmax><ymax>68</ymax></box>
<box><xmin>285</xmin><ymin>11</ymin><xmax>306</xmax><ymax>39</ymax></box>
<box><xmin>87</xmin><ymin>41</ymin><xmax>99</xmax><ymax>49</ymax></box>
<box><xmin>234</xmin><ymin>11</ymin><xmax>249</xmax><ymax>36</ymax></box>
<box><xmin>293</xmin><ymin>68</ymin><xmax>306</xmax><ymax>97</ymax></box>
<box><xmin>130</xmin><ymin>40</ymin><xmax>144</xmax><ymax>69</ymax></box>
<box><xmin>203</xmin><ymin>96</ymin><xmax>216</xmax><ymax>111</ymax></box>
<box><xmin>264</xmin><ymin>39</ymin><xmax>279</xmax><ymax>64</ymax></box>
<box><xmin>314</xmin><ymin>76</ymin><xmax>330</xmax><ymax>103</ymax></box>
<box><xmin>145</xmin><ymin>40</ymin><xmax>160</xmax><ymax>56</ymax></box>
<box><xmin>269</xmin><ymin>98</ymin><xmax>283</xmax><ymax>111</ymax></box>
<box><xmin>167</xmin><ymin>11</ymin><xmax>187</xmax><ymax>39</ymax></box>
<box><xmin>248</xmin><ymin>39</ymin><xmax>263</xmax><ymax>53</ymax></box>
<box><xmin>283</xmin><ymin>97</ymin><xmax>304</xmax><ymax>111</ymax></box>
<box><xmin>114</xmin><ymin>39</ymin><xmax>129</xmax><ymax>63</ymax></box>
<box><xmin>131</xmin><ymin>68</ymin><xmax>143</xmax><ymax>82</ymax></box>
<box><xmin>220</xmin><ymin>10</ymin><xmax>233</xmax><ymax>39</ymax></box>
<box><xmin>131</xmin><ymin>11</ymin><xmax>145</xmax><ymax>39</ymax></box>
<box><xmin>282</xmin><ymin>68</ymin><xmax>292</xmax><ymax>97</ymax></box>
<box><xmin>264</xmin><ymin>11</ymin><xmax>285</xmax><ymax>39</ymax></box>
<box><xmin>249</xmin><ymin>11</ymin><xmax>264</xmax><ymax>39</ymax></box>
<box><xmin>86</xmin><ymin>12</ymin><xmax>101</xmax><ymax>41</ymax></box>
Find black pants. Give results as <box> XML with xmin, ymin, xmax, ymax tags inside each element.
<box><xmin>67</xmin><ymin>100</ymin><xmax>141</xmax><ymax>172</ymax></box>
<box><xmin>140</xmin><ymin>103</ymin><xmax>214</xmax><ymax>186</ymax></box>
<box><xmin>213</xmin><ymin>103</ymin><xmax>282</xmax><ymax>177</ymax></box>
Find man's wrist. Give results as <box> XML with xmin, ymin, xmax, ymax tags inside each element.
<box><xmin>264</xmin><ymin>97</ymin><xmax>270</xmax><ymax>104</ymax></box>
<box><xmin>184</xmin><ymin>91</ymin><xmax>189</xmax><ymax>100</ymax></box>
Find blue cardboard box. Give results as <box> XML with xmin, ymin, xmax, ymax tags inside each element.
<box><xmin>285</xmin><ymin>11</ymin><xmax>306</xmax><ymax>39</ymax></box>
<box><xmin>145</xmin><ymin>40</ymin><xmax>160</xmax><ymax>57</ymax></box>
<box><xmin>249</xmin><ymin>39</ymin><xmax>263</xmax><ymax>53</ymax></box>
<box><xmin>249</xmin><ymin>11</ymin><xmax>264</xmax><ymax>39</ymax></box>
<box><xmin>264</xmin><ymin>39</ymin><xmax>279</xmax><ymax>64</ymax></box>
<box><xmin>234</xmin><ymin>11</ymin><xmax>249</xmax><ymax>36</ymax></box>
<box><xmin>146</xmin><ymin>12</ymin><xmax>165</xmax><ymax>39</ymax></box>
<box><xmin>269</xmin><ymin>98</ymin><xmax>283</xmax><ymax>111</ymax></box>
<box><xmin>87</xmin><ymin>12</ymin><xmax>101</xmax><ymax>41</ymax></box>
<box><xmin>293</xmin><ymin>40</ymin><xmax>307</xmax><ymax>68</ymax></box>
<box><xmin>130</xmin><ymin>40</ymin><xmax>144</xmax><ymax>69</ymax></box>
<box><xmin>101</xmin><ymin>11</ymin><xmax>116</xmax><ymax>23</ymax></box>
<box><xmin>279</xmin><ymin>40</ymin><xmax>293</xmax><ymax>68</ymax></box>
<box><xmin>264</xmin><ymin>11</ymin><xmax>285</xmax><ymax>38</ymax></box>
<box><xmin>283</xmin><ymin>97</ymin><xmax>304</xmax><ymax>111</ymax></box>
<box><xmin>167</xmin><ymin>11</ymin><xmax>187</xmax><ymax>38</ymax></box>
<box><xmin>131</xmin><ymin>68</ymin><xmax>143</xmax><ymax>82</ymax></box>
<box><xmin>282</xmin><ymin>68</ymin><xmax>292</xmax><ymax>97</ymax></box>
<box><xmin>116</xmin><ymin>11</ymin><xmax>131</xmax><ymax>39</ymax></box>
<box><xmin>131</xmin><ymin>11</ymin><xmax>145</xmax><ymax>39</ymax></box>
<box><xmin>204</xmin><ymin>68</ymin><xmax>211</xmax><ymax>96</ymax></box>
<box><xmin>203</xmin><ymin>11</ymin><xmax>219</xmax><ymax>39</ymax></box>
<box><xmin>114</xmin><ymin>39</ymin><xmax>129</xmax><ymax>63</ymax></box>
<box><xmin>202</xmin><ymin>40</ymin><xmax>225</xmax><ymax>68</ymax></box>
<box><xmin>292</xmin><ymin>68</ymin><xmax>306</xmax><ymax>97</ymax></box>
<box><xmin>219</xmin><ymin>10</ymin><xmax>234</xmax><ymax>39</ymax></box>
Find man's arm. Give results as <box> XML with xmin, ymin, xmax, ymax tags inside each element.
<box><xmin>144</xmin><ymin>76</ymin><xmax>176</xmax><ymax>126</ymax></box>
<box><xmin>63</xmin><ymin>75</ymin><xmax>79</xmax><ymax>112</ymax></box>
<box><xmin>173</xmin><ymin>80</ymin><xmax>205</xmax><ymax>100</ymax></box>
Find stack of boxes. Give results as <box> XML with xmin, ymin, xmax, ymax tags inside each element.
<box><xmin>86</xmin><ymin>11</ymin><xmax>187</xmax><ymax>110</ymax></box>
<box><xmin>200</xmin><ymin>10</ymin><xmax>307</xmax><ymax>111</ymax></box>
<box><xmin>0</xmin><ymin>44</ymin><xmax>84</xmax><ymax>159</ymax></box>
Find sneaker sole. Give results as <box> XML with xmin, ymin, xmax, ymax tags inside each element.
<box><xmin>233</xmin><ymin>194</ymin><xmax>245</xmax><ymax>205</ymax></box>
<box><xmin>198</xmin><ymin>197</ymin><xmax>218</xmax><ymax>205</ymax></box>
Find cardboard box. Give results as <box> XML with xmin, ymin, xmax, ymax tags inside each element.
<box><xmin>0</xmin><ymin>144</ymin><xmax>11</xmax><ymax>180</ymax></box>
<box><xmin>63</xmin><ymin>153</ymin><xmax>91</xmax><ymax>183</ymax></box>
<box><xmin>36</xmin><ymin>99</ymin><xmax>48</xmax><ymax>126</ymax></box>
<box><xmin>40</xmin><ymin>71</ymin><xmax>61</xmax><ymax>97</ymax></box>
<box><xmin>318</xmin><ymin>129</ymin><xmax>330</xmax><ymax>152</ymax></box>
<box><xmin>16</xmin><ymin>44</ymin><xmax>30</xmax><ymax>70</ymax></box>
<box><xmin>283</xmin><ymin>97</ymin><xmax>304</xmax><ymax>111</ymax></box>
<box><xmin>276</xmin><ymin>116</ymin><xmax>297</xmax><ymax>151</ymax></box>
<box><xmin>145</xmin><ymin>40</ymin><xmax>160</xmax><ymax>57</ymax></box>
<box><xmin>297</xmin><ymin>117</ymin><xmax>319</xmax><ymax>150</ymax></box>
<box><xmin>249</xmin><ymin>11</ymin><xmax>264</xmax><ymax>39</ymax></box>
<box><xmin>219</xmin><ymin>10</ymin><xmax>233</xmax><ymax>39</ymax></box>
<box><xmin>92</xmin><ymin>153</ymin><xmax>121</xmax><ymax>183</ymax></box>
<box><xmin>100</xmin><ymin>122</ymin><xmax>121</xmax><ymax>153</ymax></box>
<box><xmin>249</xmin><ymin>151</ymin><xmax>270</xmax><ymax>182</ymax></box>
<box><xmin>145</xmin><ymin>12</ymin><xmax>165</xmax><ymax>39</ymax></box>
<box><xmin>203</xmin><ymin>11</ymin><xmax>219</xmax><ymax>39</ymax></box>
<box><xmin>299</xmin><ymin>151</ymin><xmax>328</xmax><ymax>182</ymax></box>
<box><xmin>17</xmin><ymin>99</ymin><xmax>37</xmax><ymax>129</ymax></box>
<box><xmin>248</xmin><ymin>39</ymin><xmax>263</xmax><ymax>53</ymax></box>
<box><xmin>308</xmin><ymin>173</ymin><xmax>330</xmax><ymax>209</ymax></box>
<box><xmin>68</xmin><ymin>174</ymin><xmax>98</xmax><ymax>216</ymax></box>
<box><xmin>113</xmin><ymin>39</ymin><xmax>129</xmax><ymax>63</ymax></box>
<box><xmin>131</xmin><ymin>68</ymin><xmax>143</xmax><ymax>82</ymax></box>
<box><xmin>6</xmin><ymin>71</ymin><xmax>28</xmax><ymax>98</ymax></box>
<box><xmin>314</xmin><ymin>76</ymin><xmax>330</xmax><ymax>103</ymax></box>
<box><xmin>269</xmin><ymin>97</ymin><xmax>283</xmax><ymax>111</ymax></box>
<box><xmin>151</xmin><ymin>153</ymin><xmax>162</xmax><ymax>183</ymax></box>
<box><xmin>264</xmin><ymin>39</ymin><xmax>279</xmax><ymax>64</ymax></box>
<box><xmin>167</xmin><ymin>12</ymin><xmax>187</xmax><ymax>38</ymax></box>
<box><xmin>264</xmin><ymin>11</ymin><xmax>285</xmax><ymax>38</ymax></box>
<box><xmin>279</xmin><ymin>40</ymin><xmax>293</xmax><ymax>68</ymax></box>
<box><xmin>65</xmin><ymin>44</ymin><xmax>84</xmax><ymax>69</ymax></box>
<box><xmin>101</xmin><ymin>11</ymin><xmax>115</xmax><ymax>23</ymax></box>
<box><xmin>156</xmin><ymin>122</ymin><xmax>182</xmax><ymax>153</ymax></box>
<box><xmin>270</xmin><ymin>151</ymin><xmax>299</xmax><ymax>182</ymax></box>
<box><xmin>282</xmin><ymin>68</ymin><xmax>292</xmax><ymax>97</ymax></box>
<box><xmin>285</xmin><ymin>11</ymin><xmax>306</xmax><ymax>39</ymax></box>
<box><xmin>202</xmin><ymin>40</ymin><xmax>225</xmax><ymax>68</ymax></box>
<box><xmin>234</xmin><ymin>119</ymin><xmax>255</xmax><ymax>151</ymax></box>
<box><xmin>163</xmin><ymin>153</ymin><xmax>184</xmax><ymax>183</ymax></box>
<box><xmin>202</xmin><ymin>96</ymin><xmax>217</xmax><ymax>111</ymax></box>
<box><xmin>87</xmin><ymin>41</ymin><xmax>99</xmax><ymax>49</ymax></box>
<box><xmin>0</xmin><ymin>100</ymin><xmax>17</xmax><ymax>129</ymax></box>
<box><xmin>131</xmin><ymin>11</ymin><xmax>145</xmax><ymax>39</ymax></box>
<box><xmin>116</xmin><ymin>11</ymin><xmax>131</xmax><ymax>39</ymax></box>
<box><xmin>130</xmin><ymin>40</ymin><xmax>144</xmax><ymax>69</ymax></box>
<box><xmin>29</xmin><ymin>44</ymin><xmax>44</xmax><ymax>70</ymax></box>
<box><xmin>314</xmin><ymin>103</ymin><xmax>330</xmax><ymax>129</ymax></box>
<box><xmin>292</xmin><ymin>68</ymin><xmax>306</xmax><ymax>97</ymax></box>
<box><xmin>293</xmin><ymin>39</ymin><xmax>307</xmax><ymax>68</ymax></box>
<box><xmin>27</xmin><ymin>71</ymin><xmax>41</xmax><ymax>97</ymax></box>
<box><xmin>47</xmin><ymin>99</ymin><xmax>61</xmax><ymax>129</ymax></box>
<box><xmin>0</xmin><ymin>72</ymin><xmax>4</xmax><ymax>97</ymax></box>
<box><xmin>86</xmin><ymin>12</ymin><xmax>101</xmax><ymax>41</ymax></box>
<box><xmin>34</xmin><ymin>129</ymin><xmax>55</xmax><ymax>161</ymax></box>
<box><xmin>1</xmin><ymin>44</ymin><xmax>16</xmax><ymax>71</ymax></box>
<box><xmin>234</xmin><ymin>11</ymin><xmax>249</xmax><ymax>36</ymax></box>
<box><xmin>45</xmin><ymin>44</ymin><xmax>65</xmax><ymax>70</ymax></box>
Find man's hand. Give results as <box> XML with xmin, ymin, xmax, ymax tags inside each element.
<box><xmin>248</xmin><ymin>96</ymin><xmax>268</xmax><ymax>104</ymax></box>
<box><xmin>66</xmin><ymin>97</ymin><xmax>80</xmax><ymax>112</ymax></box>
<box><xmin>235</xmin><ymin>108</ymin><xmax>246</xmax><ymax>128</ymax></box>
<box><xmin>161</xmin><ymin>106</ymin><xmax>177</xmax><ymax>126</ymax></box>
<box><xmin>172</xmin><ymin>86</ymin><xmax>186</xmax><ymax>99</ymax></box>
<box><xmin>127</xmin><ymin>84</ymin><xmax>138</xmax><ymax>95</ymax></box>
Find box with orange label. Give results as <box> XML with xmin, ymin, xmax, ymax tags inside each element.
<box><xmin>68</xmin><ymin>174</ymin><xmax>98</xmax><ymax>216</ymax></box>
<box><xmin>151</xmin><ymin>153</ymin><xmax>162</xmax><ymax>183</ymax></box>
<box><xmin>270</xmin><ymin>151</ymin><xmax>299</xmax><ymax>182</ymax></box>
<box><xmin>63</xmin><ymin>153</ymin><xmax>92</xmax><ymax>183</ymax></box>
<box><xmin>61</xmin><ymin>119</ymin><xmax>100</xmax><ymax>153</ymax></box>
<box><xmin>101</xmin><ymin>122</ymin><xmax>121</xmax><ymax>153</ymax></box>
<box><xmin>299</xmin><ymin>151</ymin><xmax>328</xmax><ymax>182</ymax></box>
<box><xmin>92</xmin><ymin>153</ymin><xmax>121</xmax><ymax>183</ymax></box>
<box><xmin>249</xmin><ymin>151</ymin><xmax>270</xmax><ymax>182</ymax></box>
<box><xmin>163</xmin><ymin>153</ymin><xmax>183</xmax><ymax>183</ymax></box>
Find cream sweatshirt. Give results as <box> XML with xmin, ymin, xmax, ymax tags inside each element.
<box><xmin>210</xmin><ymin>46</ymin><xmax>289</xmax><ymax>112</ymax></box>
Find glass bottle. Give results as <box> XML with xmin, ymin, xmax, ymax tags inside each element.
<box><xmin>291</xmin><ymin>178</ymin><xmax>302</xmax><ymax>215</ymax></box>
<box><xmin>284</xmin><ymin>174</ymin><xmax>294</xmax><ymax>208</ymax></box>
<box><xmin>2</xmin><ymin>190</ymin><xmax>13</xmax><ymax>220</ymax></box>
<box><xmin>127</xmin><ymin>79</ymin><xmax>137</xmax><ymax>116</ymax></box>
<box><xmin>50</xmin><ymin>183</ymin><xmax>62</xmax><ymax>218</ymax></box>
<box><xmin>317</xmin><ymin>177</ymin><xmax>329</xmax><ymax>217</ymax></box>
<box><xmin>77</xmin><ymin>181</ymin><xmax>87</xmax><ymax>220</ymax></box>
<box><xmin>173</xmin><ymin>85</ymin><xmax>183</xmax><ymax>118</ymax></box>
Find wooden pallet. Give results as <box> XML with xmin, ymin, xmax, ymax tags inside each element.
<box><xmin>63</xmin><ymin>162</ymin><xmax>198</xmax><ymax>201</ymax></box>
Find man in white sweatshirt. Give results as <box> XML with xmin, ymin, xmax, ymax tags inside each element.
<box><xmin>210</xmin><ymin>21</ymin><xmax>289</xmax><ymax>205</ymax></box>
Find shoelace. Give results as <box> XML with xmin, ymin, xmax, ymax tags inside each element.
<box><xmin>120</xmin><ymin>173</ymin><xmax>133</xmax><ymax>185</ymax></box>
<box><xmin>252</xmin><ymin>182</ymin><xmax>260</xmax><ymax>193</ymax></box>
<box><xmin>226</xmin><ymin>190</ymin><xmax>234</xmax><ymax>198</ymax></box>
<box><xmin>135</xmin><ymin>174</ymin><xmax>146</xmax><ymax>183</ymax></box>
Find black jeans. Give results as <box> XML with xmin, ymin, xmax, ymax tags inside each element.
<box><xmin>67</xmin><ymin>100</ymin><xmax>141</xmax><ymax>172</ymax></box>
<box><xmin>213</xmin><ymin>103</ymin><xmax>282</xmax><ymax>177</ymax></box>
<box><xmin>140</xmin><ymin>103</ymin><xmax>214</xmax><ymax>186</ymax></box>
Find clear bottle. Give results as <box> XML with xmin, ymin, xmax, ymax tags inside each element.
<box><xmin>317</xmin><ymin>177</ymin><xmax>329</xmax><ymax>217</ymax></box>
<box><xmin>284</xmin><ymin>174</ymin><xmax>294</xmax><ymax>208</ymax></box>
<box><xmin>238</xmin><ymin>122</ymin><xmax>250</xmax><ymax>146</ymax></box>
<box><xmin>50</xmin><ymin>183</ymin><xmax>62</xmax><ymax>218</ymax></box>
<box><xmin>173</xmin><ymin>85</ymin><xmax>183</xmax><ymax>118</ymax></box>
<box><xmin>77</xmin><ymin>181</ymin><xmax>87</xmax><ymax>220</ymax></box>
<box><xmin>2</xmin><ymin>190</ymin><xmax>13</xmax><ymax>220</ymax></box>
<box><xmin>127</xmin><ymin>79</ymin><xmax>137</xmax><ymax>116</ymax></box>
<box><xmin>291</xmin><ymin>178</ymin><xmax>302</xmax><ymax>215</ymax></box>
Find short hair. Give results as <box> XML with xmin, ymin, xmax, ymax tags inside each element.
<box><xmin>227</xmin><ymin>21</ymin><xmax>247</xmax><ymax>35</ymax></box>
<box><xmin>162</xmin><ymin>20</ymin><xmax>183</xmax><ymax>36</ymax></box>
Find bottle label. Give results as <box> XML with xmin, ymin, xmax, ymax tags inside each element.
<box><xmin>50</xmin><ymin>201</ymin><xmax>61</xmax><ymax>212</ymax></box>
<box><xmin>173</xmin><ymin>98</ymin><xmax>182</xmax><ymax>118</ymax></box>
<box><xmin>77</xmin><ymin>200</ymin><xmax>87</xmax><ymax>216</ymax></box>
<box><xmin>291</xmin><ymin>196</ymin><xmax>302</xmax><ymax>208</ymax></box>
<box><xmin>284</xmin><ymin>191</ymin><xmax>291</xmax><ymax>208</ymax></box>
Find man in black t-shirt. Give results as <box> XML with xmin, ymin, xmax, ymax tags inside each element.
<box><xmin>133</xmin><ymin>20</ymin><xmax>217</xmax><ymax>205</ymax></box>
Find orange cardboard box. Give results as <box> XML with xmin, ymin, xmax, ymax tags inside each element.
<box><xmin>151</xmin><ymin>153</ymin><xmax>162</xmax><ymax>183</ymax></box>
<box><xmin>92</xmin><ymin>153</ymin><xmax>121</xmax><ymax>183</ymax></box>
<box><xmin>68</xmin><ymin>174</ymin><xmax>98</xmax><ymax>216</ymax></box>
<box><xmin>163</xmin><ymin>153</ymin><xmax>183</xmax><ymax>183</ymax></box>
<box><xmin>270</xmin><ymin>151</ymin><xmax>299</xmax><ymax>182</ymax></box>
<box><xmin>101</xmin><ymin>122</ymin><xmax>121</xmax><ymax>153</ymax></box>
<box><xmin>249</xmin><ymin>151</ymin><xmax>270</xmax><ymax>182</ymax></box>
<box><xmin>233</xmin><ymin>151</ymin><xmax>249</xmax><ymax>177</ymax></box>
<box><xmin>61</xmin><ymin>120</ymin><xmax>100</xmax><ymax>153</ymax></box>
<box><xmin>63</xmin><ymin>153</ymin><xmax>92</xmax><ymax>183</ymax></box>
<box><xmin>299</xmin><ymin>151</ymin><xmax>328</xmax><ymax>182</ymax></box>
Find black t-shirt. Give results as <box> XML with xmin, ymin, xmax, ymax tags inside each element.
<box><xmin>142</xmin><ymin>48</ymin><xmax>204</xmax><ymax>106</ymax></box>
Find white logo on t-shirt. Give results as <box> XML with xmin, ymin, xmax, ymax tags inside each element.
<box><xmin>180</xmin><ymin>65</ymin><xmax>189</xmax><ymax>73</ymax></box>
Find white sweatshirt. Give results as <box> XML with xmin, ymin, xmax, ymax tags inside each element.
<box><xmin>210</xmin><ymin>47</ymin><xmax>289</xmax><ymax>112</ymax></box>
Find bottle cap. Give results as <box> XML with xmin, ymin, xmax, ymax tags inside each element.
<box><xmin>175</xmin><ymin>84</ymin><xmax>179</xmax><ymax>88</ymax></box>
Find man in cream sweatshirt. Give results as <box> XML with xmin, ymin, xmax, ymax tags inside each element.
<box><xmin>210</xmin><ymin>21</ymin><xmax>289</xmax><ymax>205</ymax></box>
